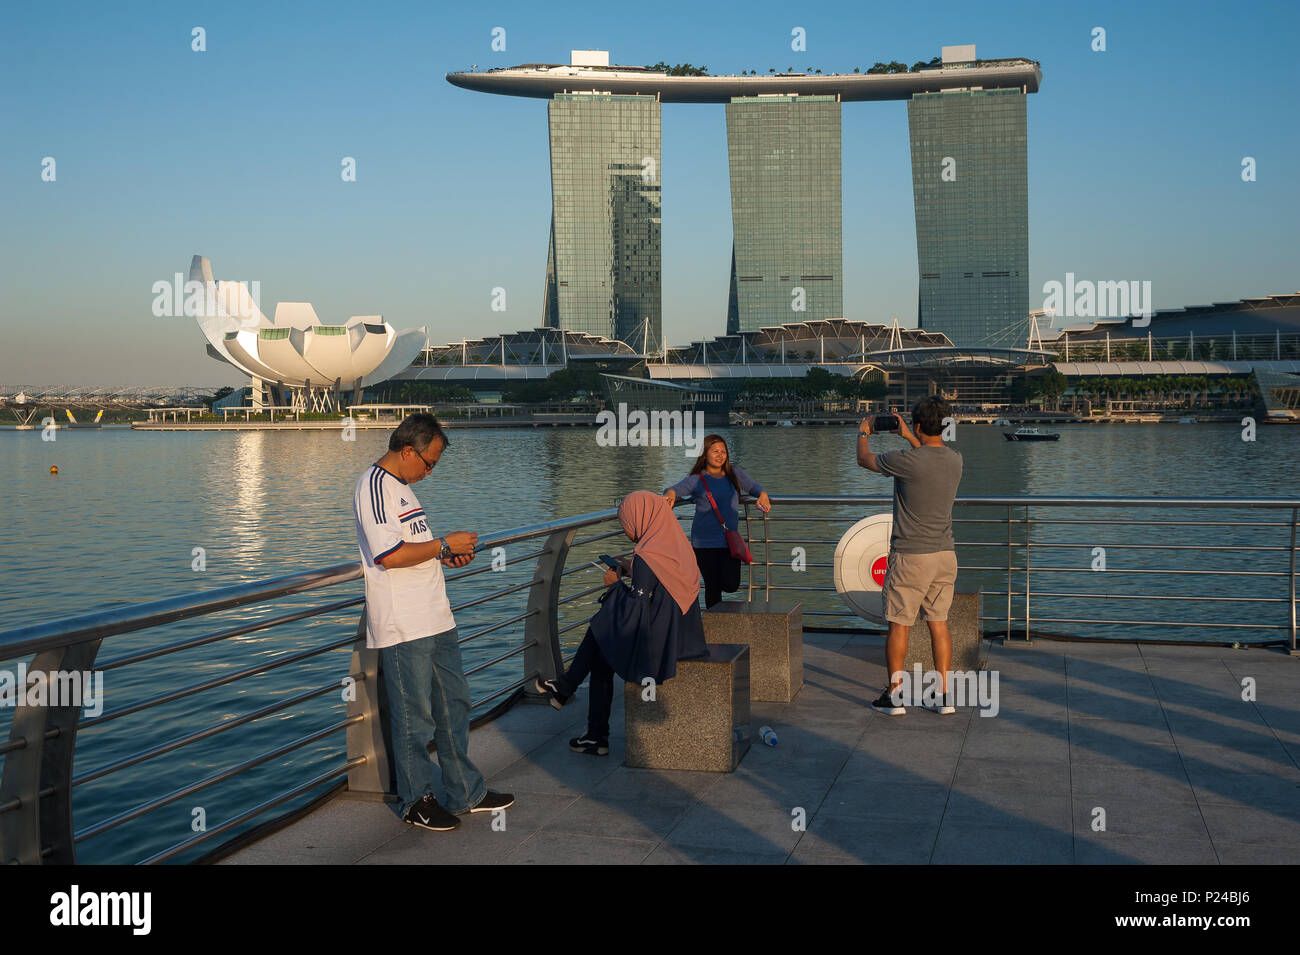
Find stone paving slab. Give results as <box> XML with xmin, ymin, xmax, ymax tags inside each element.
<box><xmin>220</xmin><ymin>636</ymin><xmax>1300</xmax><ymax>865</ymax></box>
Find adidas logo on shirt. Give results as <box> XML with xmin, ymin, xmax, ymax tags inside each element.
<box><xmin>399</xmin><ymin>498</ymin><xmax>409</xmax><ymax>506</ymax></box>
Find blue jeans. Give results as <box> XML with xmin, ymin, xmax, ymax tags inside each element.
<box><xmin>380</xmin><ymin>627</ymin><xmax>486</xmax><ymax>816</ymax></box>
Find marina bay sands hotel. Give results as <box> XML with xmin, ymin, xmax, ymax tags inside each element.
<box><xmin>446</xmin><ymin>46</ymin><xmax>1041</xmax><ymax>351</ymax></box>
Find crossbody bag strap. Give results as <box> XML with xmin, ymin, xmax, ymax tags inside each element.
<box><xmin>699</xmin><ymin>475</ymin><xmax>729</xmax><ymax>529</ymax></box>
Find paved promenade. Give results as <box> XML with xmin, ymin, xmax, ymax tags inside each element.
<box><xmin>222</xmin><ymin>633</ymin><xmax>1300</xmax><ymax>864</ymax></box>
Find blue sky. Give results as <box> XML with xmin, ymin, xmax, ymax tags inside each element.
<box><xmin>1</xmin><ymin>0</ymin><xmax>1296</xmax><ymax>386</ymax></box>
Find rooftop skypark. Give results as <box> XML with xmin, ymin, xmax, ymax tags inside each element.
<box><xmin>447</xmin><ymin>53</ymin><xmax>1042</xmax><ymax>103</ymax></box>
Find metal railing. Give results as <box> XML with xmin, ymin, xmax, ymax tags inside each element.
<box><xmin>740</xmin><ymin>495</ymin><xmax>1299</xmax><ymax>650</ymax></box>
<box><xmin>1</xmin><ymin>494</ymin><xmax>1296</xmax><ymax>864</ymax></box>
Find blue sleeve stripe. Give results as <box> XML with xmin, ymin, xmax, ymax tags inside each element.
<box><xmin>375</xmin><ymin>541</ymin><xmax>403</xmax><ymax>563</ymax></box>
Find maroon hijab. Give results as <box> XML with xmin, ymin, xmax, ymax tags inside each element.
<box><xmin>618</xmin><ymin>491</ymin><xmax>700</xmax><ymax>614</ymax></box>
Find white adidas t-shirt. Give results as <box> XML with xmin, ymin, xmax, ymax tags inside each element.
<box><xmin>353</xmin><ymin>464</ymin><xmax>456</xmax><ymax>649</ymax></box>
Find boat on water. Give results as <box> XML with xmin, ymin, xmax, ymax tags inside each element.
<box><xmin>1177</xmin><ymin>417</ymin><xmax>1197</xmax><ymax>424</ymax></box>
<box><xmin>1004</xmin><ymin>426</ymin><xmax>1060</xmax><ymax>442</ymax></box>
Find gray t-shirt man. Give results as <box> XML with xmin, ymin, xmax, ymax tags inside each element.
<box><xmin>875</xmin><ymin>445</ymin><xmax>963</xmax><ymax>553</ymax></box>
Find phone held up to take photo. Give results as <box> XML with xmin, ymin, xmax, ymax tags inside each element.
<box><xmin>873</xmin><ymin>414</ymin><xmax>900</xmax><ymax>432</ymax></box>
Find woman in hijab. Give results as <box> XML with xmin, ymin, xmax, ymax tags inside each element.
<box><xmin>534</xmin><ymin>491</ymin><xmax>708</xmax><ymax>755</ymax></box>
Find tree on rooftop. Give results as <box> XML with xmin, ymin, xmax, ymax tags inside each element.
<box><xmin>201</xmin><ymin>386</ymin><xmax>234</xmax><ymax>409</ymax></box>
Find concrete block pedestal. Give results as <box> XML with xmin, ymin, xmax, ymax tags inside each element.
<box><xmin>624</xmin><ymin>644</ymin><xmax>751</xmax><ymax>772</ymax></box>
<box><xmin>901</xmin><ymin>589</ymin><xmax>984</xmax><ymax>675</ymax></box>
<box><xmin>702</xmin><ymin>599</ymin><xmax>803</xmax><ymax>703</ymax></box>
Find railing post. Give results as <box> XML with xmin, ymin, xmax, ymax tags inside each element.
<box><xmin>763</xmin><ymin>508</ymin><xmax>772</xmax><ymax>601</ymax></box>
<box><xmin>1289</xmin><ymin>506</ymin><xmax>1298</xmax><ymax>656</ymax></box>
<box><xmin>1024</xmin><ymin>504</ymin><xmax>1032</xmax><ymax>643</ymax></box>
<box><xmin>345</xmin><ymin>608</ymin><xmax>395</xmax><ymax>800</ymax></box>
<box><xmin>743</xmin><ymin>501</ymin><xmax>754</xmax><ymax>601</ymax></box>
<box><xmin>0</xmin><ymin>639</ymin><xmax>101</xmax><ymax>864</ymax></box>
<box><xmin>1005</xmin><ymin>504</ymin><xmax>1013</xmax><ymax>641</ymax></box>
<box><xmin>524</xmin><ymin>527</ymin><xmax>577</xmax><ymax>688</ymax></box>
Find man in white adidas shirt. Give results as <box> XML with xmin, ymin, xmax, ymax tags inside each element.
<box><xmin>353</xmin><ymin>413</ymin><xmax>513</xmax><ymax>831</ymax></box>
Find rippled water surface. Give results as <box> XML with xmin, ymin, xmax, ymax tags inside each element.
<box><xmin>1</xmin><ymin>422</ymin><xmax>1296</xmax><ymax>861</ymax></box>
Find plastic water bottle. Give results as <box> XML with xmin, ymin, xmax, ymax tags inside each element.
<box><xmin>759</xmin><ymin>725</ymin><xmax>778</xmax><ymax>747</ymax></box>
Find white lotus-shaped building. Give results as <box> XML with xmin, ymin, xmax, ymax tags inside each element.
<box><xmin>191</xmin><ymin>255</ymin><xmax>427</xmax><ymax>409</ymax></box>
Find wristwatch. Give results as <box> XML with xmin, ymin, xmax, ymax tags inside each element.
<box><xmin>858</xmin><ymin>430</ymin><xmax>870</xmax><ymax>437</ymax></box>
<box><xmin>438</xmin><ymin>537</ymin><xmax>452</xmax><ymax>560</ymax></box>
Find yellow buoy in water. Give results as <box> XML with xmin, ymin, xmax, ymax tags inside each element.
<box><xmin>50</xmin><ymin>465</ymin><xmax>59</xmax><ymax>475</ymax></box>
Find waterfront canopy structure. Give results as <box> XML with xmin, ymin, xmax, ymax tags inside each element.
<box><xmin>1045</xmin><ymin>293</ymin><xmax>1300</xmax><ymax>349</ymax></box>
<box><xmin>191</xmin><ymin>256</ymin><xmax>427</xmax><ymax>411</ymax></box>
<box><xmin>641</xmin><ymin>317</ymin><xmax>1053</xmax><ymax>405</ymax></box>
<box><xmin>448</xmin><ymin>47</ymin><xmax>1041</xmax><ymax>349</ymax></box>
<box><xmin>396</xmin><ymin>327</ymin><xmax>639</xmax><ymax>386</ymax></box>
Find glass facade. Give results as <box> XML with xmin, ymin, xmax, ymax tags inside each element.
<box><xmin>908</xmin><ymin>88</ymin><xmax>1028</xmax><ymax>348</ymax></box>
<box><xmin>543</xmin><ymin>93</ymin><xmax>662</xmax><ymax>350</ymax></box>
<box><xmin>725</xmin><ymin>95</ymin><xmax>842</xmax><ymax>334</ymax></box>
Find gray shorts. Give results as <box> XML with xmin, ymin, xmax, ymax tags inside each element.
<box><xmin>882</xmin><ymin>550</ymin><xmax>958</xmax><ymax>625</ymax></box>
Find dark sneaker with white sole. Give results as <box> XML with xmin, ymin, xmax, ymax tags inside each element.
<box><xmin>870</xmin><ymin>689</ymin><xmax>906</xmax><ymax>716</ymax></box>
<box><xmin>403</xmin><ymin>793</ymin><xmax>460</xmax><ymax>831</ymax></box>
<box><xmin>535</xmin><ymin>677</ymin><xmax>571</xmax><ymax>710</ymax></box>
<box><xmin>467</xmin><ymin>790</ymin><xmax>515</xmax><ymax>813</ymax></box>
<box><xmin>569</xmin><ymin>735</ymin><xmax>609</xmax><ymax>756</ymax></box>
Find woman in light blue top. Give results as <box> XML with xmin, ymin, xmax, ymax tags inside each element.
<box><xmin>663</xmin><ymin>434</ymin><xmax>771</xmax><ymax>608</ymax></box>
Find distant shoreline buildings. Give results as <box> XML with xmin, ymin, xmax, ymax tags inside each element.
<box><xmin>175</xmin><ymin>48</ymin><xmax>1298</xmax><ymax>420</ymax></box>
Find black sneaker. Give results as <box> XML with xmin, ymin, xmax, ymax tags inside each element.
<box><xmin>870</xmin><ymin>688</ymin><xmax>906</xmax><ymax>716</ymax></box>
<box><xmin>403</xmin><ymin>793</ymin><xmax>460</xmax><ymax>831</ymax></box>
<box><xmin>535</xmin><ymin>676</ymin><xmax>571</xmax><ymax>710</ymax></box>
<box><xmin>569</xmin><ymin>735</ymin><xmax>609</xmax><ymax>756</ymax></box>
<box><xmin>467</xmin><ymin>790</ymin><xmax>515</xmax><ymax>814</ymax></box>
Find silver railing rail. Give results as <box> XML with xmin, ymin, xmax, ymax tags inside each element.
<box><xmin>742</xmin><ymin>494</ymin><xmax>1299</xmax><ymax>651</ymax></box>
<box><xmin>1</xmin><ymin>494</ymin><xmax>1295</xmax><ymax>864</ymax></box>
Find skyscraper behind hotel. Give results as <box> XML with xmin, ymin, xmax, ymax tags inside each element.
<box><xmin>725</xmin><ymin>94</ymin><xmax>843</xmax><ymax>333</ymax></box>
<box><xmin>542</xmin><ymin>92</ymin><xmax>662</xmax><ymax>349</ymax></box>
<box><xmin>908</xmin><ymin>86</ymin><xmax>1029</xmax><ymax>348</ymax></box>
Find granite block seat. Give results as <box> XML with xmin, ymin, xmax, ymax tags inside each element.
<box><xmin>901</xmin><ymin>588</ymin><xmax>983</xmax><ymax>676</ymax></box>
<box><xmin>624</xmin><ymin>644</ymin><xmax>751</xmax><ymax>772</ymax></box>
<box><xmin>702</xmin><ymin>599</ymin><xmax>803</xmax><ymax>702</ymax></box>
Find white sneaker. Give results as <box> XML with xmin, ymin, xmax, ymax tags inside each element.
<box><xmin>923</xmin><ymin>693</ymin><xmax>956</xmax><ymax>715</ymax></box>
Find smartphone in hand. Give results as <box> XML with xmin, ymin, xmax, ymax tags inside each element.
<box><xmin>873</xmin><ymin>414</ymin><xmax>900</xmax><ymax>432</ymax></box>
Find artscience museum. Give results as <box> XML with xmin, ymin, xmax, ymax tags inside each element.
<box><xmin>190</xmin><ymin>255</ymin><xmax>427</xmax><ymax>411</ymax></box>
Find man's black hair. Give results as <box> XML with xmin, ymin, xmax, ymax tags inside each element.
<box><xmin>389</xmin><ymin>413</ymin><xmax>449</xmax><ymax>453</ymax></box>
<box><xmin>912</xmin><ymin>395</ymin><xmax>950</xmax><ymax>438</ymax></box>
